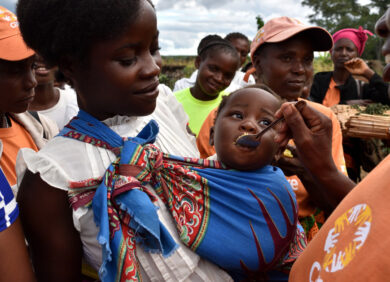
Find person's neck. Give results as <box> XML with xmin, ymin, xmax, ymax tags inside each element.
<box><xmin>332</xmin><ymin>67</ymin><xmax>350</xmax><ymax>85</ymax></box>
<box><xmin>190</xmin><ymin>85</ymin><xmax>217</xmax><ymax>101</ymax></box>
<box><xmin>29</xmin><ymin>83</ymin><xmax>60</xmax><ymax>111</ymax></box>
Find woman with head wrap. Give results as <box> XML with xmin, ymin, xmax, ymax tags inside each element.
<box><xmin>310</xmin><ymin>27</ymin><xmax>390</xmax><ymax>183</ymax></box>
<box><xmin>310</xmin><ymin>26</ymin><xmax>389</xmax><ymax>106</ymax></box>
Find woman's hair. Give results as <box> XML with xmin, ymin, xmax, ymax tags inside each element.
<box><xmin>197</xmin><ymin>34</ymin><xmax>239</xmax><ymax>62</ymax></box>
<box><xmin>214</xmin><ymin>84</ymin><xmax>282</xmax><ymax>123</ymax></box>
<box><xmin>224</xmin><ymin>32</ymin><xmax>249</xmax><ymax>44</ymax></box>
<box><xmin>17</xmin><ymin>0</ymin><xmax>153</xmax><ymax>67</ymax></box>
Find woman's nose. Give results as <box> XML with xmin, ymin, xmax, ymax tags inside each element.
<box><xmin>25</xmin><ymin>69</ymin><xmax>37</xmax><ymax>90</ymax></box>
<box><xmin>139</xmin><ymin>52</ymin><xmax>161</xmax><ymax>78</ymax></box>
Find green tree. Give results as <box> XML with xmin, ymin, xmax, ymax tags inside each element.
<box><xmin>301</xmin><ymin>0</ymin><xmax>389</xmax><ymax>60</ymax></box>
<box><xmin>256</xmin><ymin>15</ymin><xmax>264</xmax><ymax>30</ymax></box>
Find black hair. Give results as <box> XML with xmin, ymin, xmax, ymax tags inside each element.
<box><xmin>224</xmin><ymin>32</ymin><xmax>250</xmax><ymax>45</ymax></box>
<box><xmin>17</xmin><ymin>0</ymin><xmax>153</xmax><ymax>67</ymax></box>
<box><xmin>241</xmin><ymin>61</ymin><xmax>253</xmax><ymax>73</ymax></box>
<box><xmin>214</xmin><ymin>84</ymin><xmax>282</xmax><ymax>124</ymax></box>
<box><xmin>197</xmin><ymin>34</ymin><xmax>239</xmax><ymax>62</ymax></box>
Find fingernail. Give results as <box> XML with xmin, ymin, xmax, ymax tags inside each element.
<box><xmin>284</xmin><ymin>104</ymin><xmax>293</xmax><ymax>115</ymax></box>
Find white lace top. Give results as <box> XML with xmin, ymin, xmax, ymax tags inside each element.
<box><xmin>17</xmin><ymin>85</ymin><xmax>231</xmax><ymax>282</ymax></box>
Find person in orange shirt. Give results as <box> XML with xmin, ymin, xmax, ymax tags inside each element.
<box><xmin>197</xmin><ymin>17</ymin><xmax>348</xmax><ymax>241</ymax></box>
<box><xmin>288</xmin><ymin>8</ymin><xmax>390</xmax><ymax>280</ymax></box>
<box><xmin>0</xmin><ymin>7</ymin><xmax>57</xmax><ymax>188</ymax></box>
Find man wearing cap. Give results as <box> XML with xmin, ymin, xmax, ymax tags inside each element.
<box><xmin>197</xmin><ymin>17</ymin><xmax>348</xmax><ymax>241</ymax></box>
<box><xmin>0</xmin><ymin>6</ymin><xmax>57</xmax><ymax>190</ymax></box>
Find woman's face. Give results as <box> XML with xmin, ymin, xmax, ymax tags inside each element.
<box><xmin>69</xmin><ymin>0</ymin><xmax>161</xmax><ymax>120</ymax></box>
<box><xmin>34</xmin><ymin>55</ymin><xmax>57</xmax><ymax>86</ymax></box>
<box><xmin>0</xmin><ymin>56</ymin><xmax>37</xmax><ymax>113</ymax></box>
<box><xmin>376</xmin><ymin>8</ymin><xmax>390</xmax><ymax>82</ymax></box>
<box><xmin>230</xmin><ymin>38</ymin><xmax>250</xmax><ymax>67</ymax></box>
<box><xmin>195</xmin><ymin>51</ymin><xmax>238</xmax><ymax>100</ymax></box>
<box><xmin>210</xmin><ymin>88</ymin><xmax>280</xmax><ymax>171</ymax></box>
<box><xmin>331</xmin><ymin>38</ymin><xmax>358</xmax><ymax>69</ymax></box>
<box><xmin>253</xmin><ymin>36</ymin><xmax>314</xmax><ymax>101</ymax></box>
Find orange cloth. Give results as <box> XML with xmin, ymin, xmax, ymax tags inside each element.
<box><xmin>197</xmin><ymin>99</ymin><xmax>347</xmax><ymax>218</ymax></box>
<box><xmin>322</xmin><ymin>78</ymin><xmax>340</xmax><ymax>107</ymax></box>
<box><xmin>0</xmin><ymin>117</ymin><xmax>38</xmax><ymax>185</ymax></box>
<box><xmin>196</xmin><ymin>109</ymin><xmax>217</xmax><ymax>159</ymax></box>
<box><xmin>289</xmin><ymin>154</ymin><xmax>390</xmax><ymax>281</ymax></box>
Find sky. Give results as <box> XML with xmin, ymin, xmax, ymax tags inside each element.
<box><xmin>2</xmin><ymin>0</ymin><xmax>318</xmax><ymax>55</ymax></box>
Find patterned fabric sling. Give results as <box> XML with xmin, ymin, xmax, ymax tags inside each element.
<box><xmin>59</xmin><ymin>110</ymin><xmax>306</xmax><ymax>282</ymax></box>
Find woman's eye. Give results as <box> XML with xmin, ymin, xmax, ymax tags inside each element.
<box><xmin>305</xmin><ymin>56</ymin><xmax>314</xmax><ymax>64</ymax></box>
<box><xmin>281</xmin><ymin>55</ymin><xmax>292</xmax><ymax>62</ymax></box>
<box><xmin>119</xmin><ymin>58</ymin><xmax>136</xmax><ymax>66</ymax></box>
<box><xmin>151</xmin><ymin>46</ymin><xmax>161</xmax><ymax>55</ymax></box>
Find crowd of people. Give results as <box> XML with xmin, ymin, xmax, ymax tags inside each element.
<box><xmin>0</xmin><ymin>0</ymin><xmax>389</xmax><ymax>281</ymax></box>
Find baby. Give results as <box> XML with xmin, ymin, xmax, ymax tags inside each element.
<box><xmin>210</xmin><ymin>84</ymin><xmax>283</xmax><ymax>171</ymax></box>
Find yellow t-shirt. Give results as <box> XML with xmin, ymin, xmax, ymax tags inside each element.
<box><xmin>0</xmin><ymin>117</ymin><xmax>38</xmax><ymax>186</ymax></box>
<box><xmin>174</xmin><ymin>87</ymin><xmax>227</xmax><ymax>136</ymax></box>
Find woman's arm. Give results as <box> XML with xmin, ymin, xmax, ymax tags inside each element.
<box><xmin>0</xmin><ymin>218</ymin><xmax>36</xmax><ymax>282</ymax></box>
<box><xmin>345</xmin><ymin>58</ymin><xmax>390</xmax><ymax>104</ymax></box>
<box><xmin>17</xmin><ymin>170</ymin><xmax>83</xmax><ymax>282</ymax></box>
<box><xmin>275</xmin><ymin>102</ymin><xmax>356</xmax><ymax>204</ymax></box>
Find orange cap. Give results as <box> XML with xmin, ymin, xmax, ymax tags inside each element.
<box><xmin>250</xmin><ymin>16</ymin><xmax>333</xmax><ymax>62</ymax></box>
<box><xmin>0</xmin><ymin>6</ymin><xmax>34</xmax><ymax>61</ymax></box>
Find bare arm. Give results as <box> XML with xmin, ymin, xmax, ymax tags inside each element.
<box><xmin>0</xmin><ymin>218</ymin><xmax>36</xmax><ymax>282</ymax></box>
<box><xmin>275</xmin><ymin>102</ymin><xmax>355</xmax><ymax>206</ymax></box>
<box><xmin>17</xmin><ymin>170</ymin><xmax>83</xmax><ymax>282</ymax></box>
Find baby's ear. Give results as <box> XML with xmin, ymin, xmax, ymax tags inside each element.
<box><xmin>209</xmin><ymin>126</ymin><xmax>215</xmax><ymax>146</ymax></box>
<box><xmin>195</xmin><ymin>56</ymin><xmax>201</xmax><ymax>69</ymax></box>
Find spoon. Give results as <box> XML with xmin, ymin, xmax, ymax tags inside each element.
<box><xmin>235</xmin><ymin>100</ymin><xmax>306</xmax><ymax>148</ymax></box>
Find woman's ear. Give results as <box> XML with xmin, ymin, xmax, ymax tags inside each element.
<box><xmin>58</xmin><ymin>55</ymin><xmax>76</xmax><ymax>86</ymax></box>
<box><xmin>209</xmin><ymin>126</ymin><xmax>215</xmax><ymax>146</ymax></box>
<box><xmin>195</xmin><ymin>56</ymin><xmax>201</xmax><ymax>69</ymax></box>
<box><xmin>253</xmin><ymin>55</ymin><xmax>263</xmax><ymax>78</ymax></box>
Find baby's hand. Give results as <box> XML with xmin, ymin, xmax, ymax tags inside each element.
<box><xmin>344</xmin><ymin>58</ymin><xmax>369</xmax><ymax>75</ymax></box>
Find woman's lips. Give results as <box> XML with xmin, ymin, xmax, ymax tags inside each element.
<box><xmin>287</xmin><ymin>80</ymin><xmax>305</xmax><ymax>88</ymax></box>
<box><xmin>18</xmin><ymin>94</ymin><xmax>35</xmax><ymax>104</ymax></box>
<box><xmin>34</xmin><ymin>66</ymin><xmax>50</xmax><ymax>76</ymax></box>
<box><xmin>134</xmin><ymin>81</ymin><xmax>160</xmax><ymax>100</ymax></box>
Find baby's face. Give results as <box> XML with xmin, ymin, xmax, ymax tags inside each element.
<box><xmin>211</xmin><ymin>88</ymin><xmax>280</xmax><ymax>170</ymax></box>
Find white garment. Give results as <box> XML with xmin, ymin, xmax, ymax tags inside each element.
<box><xmin>38</xmin><ymin>86</ymin><xmax>79</xmax><ymax>130</ymax></box>
<box><xmin>173</xmin><ymin>70</ymin><xmax>255</xmax><ymax>93</ymax></box>
<box><xmin>17</xmin><ymin>84</ymin><xmax>231</xmax><ymax>282</ymax></box>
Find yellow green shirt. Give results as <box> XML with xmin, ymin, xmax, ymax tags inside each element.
<box><xmin>174</xmin><ymin>88</ymin><xmax>228</xmax><ymax>136</ymax></box>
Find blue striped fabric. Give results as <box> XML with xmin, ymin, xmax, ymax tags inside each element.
<box><xmin>0</xmin><ymin>169</ymin><xmax>18</xmax><ymax>231</ymax></box>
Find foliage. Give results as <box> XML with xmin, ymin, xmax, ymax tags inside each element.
<box><xmin>301</xmin><ymin>0</ymin><xmax>389</xmax><ymax>60</ymax></box>
<box><xmin>351</xmin><ymin>103</ymin><xmax>390</xmax><ymax>116</ymax></box>
<box><xmin>313</xmin><ymin>52</ymin><xmax>334</xmax><ymax>73</ymax></box>
<box><xmin>256</xmin><ymin>15</ymin><xmax>264</xmax><ymax>30</ymax></box>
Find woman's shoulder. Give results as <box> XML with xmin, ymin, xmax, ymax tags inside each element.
<box><xmin>304</xmin><ymin>99</ymin><xmax>335</xmax><ymax>118</ymax></box>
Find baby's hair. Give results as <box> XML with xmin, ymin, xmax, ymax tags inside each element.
<box><xmin>17</xmin><ymin>0</ymin><xmax>154</xmax><ymax>67</ymax></box>
<box><xmin>197</xmin><ymin>34</ymin><xmax>239</xmax><ymax>62</ymax></box>
<box><xmin>224</xmin><ymin>32</ymin><xmax>250</xmax><ymax>45</ymax></box>
<box><xmin>214</xmin><ymin>84</ymin><xmax>282</xmax><ymax>124</ymax></box>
